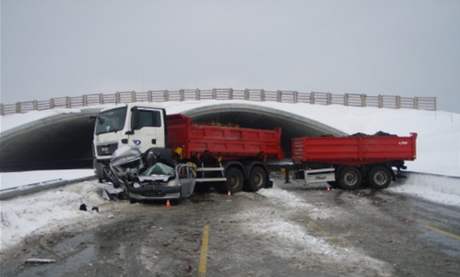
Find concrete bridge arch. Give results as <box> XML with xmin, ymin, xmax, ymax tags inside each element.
<box><xmin>0</xmin><ymin>102</ymin><xmax>345</xmax><ymax>171</ymax></box>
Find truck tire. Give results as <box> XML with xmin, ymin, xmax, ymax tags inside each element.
<box><xmin>217</xmin><ymin>167</ymin><xmax>244</xmax><ymax>193</ymax></box>
<box><xmin>338</xmin><ymin>166</ymin><xmax>362</xmax><ymax>190</ymax></box>
<box><xmin>247</xmin><ymin>166</ymin><xmax>268</xmax><ymax>192</ymax></box>
<box><xmin>368</xmin><ymin>166</ymin><xmax>392</xmax><ymax>189</ymax></box>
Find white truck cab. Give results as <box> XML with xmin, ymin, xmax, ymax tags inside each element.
<box><xmin>93</xmin><ymin>103</ymin><xmax>167</xmax><ymax>180</ymax></box>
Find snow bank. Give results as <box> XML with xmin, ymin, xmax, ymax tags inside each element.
<box><xmin>0</xmin><ymin>180</ymin><xmax>106</xmax><ymax>252</ymax></box>
<box><xmin>2</xmin><ymin>100</ymin><xmax>458</xmax><ymax>177</ymax></box>
<box><xmin>0</xmin><ymin>108</ymin><xmax>77</xmax><ymax>133</ymax></box>
<box><xmin>389</xmin><ymin>173</ymin><xmax>460</xmax><ymax>206</ymax></box>
<box><xmin>233</xmin><ymin>206</ymin><xmax>393</xmax><ymax>276</ymax></box>
<box><xmin>0</xmin><ymin>169</ymin><xmax>94</xmax><ymax>190</ymax></box>
<box><xmin>257</xmin><ymin>186</ymin><xmax>342</xmax><ymax>219</ymax></box>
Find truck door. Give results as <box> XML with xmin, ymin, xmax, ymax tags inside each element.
<box><xmin>129</xmin><ymin>107</ymin><xmax>166</xmax><ymax>153</ymax></box>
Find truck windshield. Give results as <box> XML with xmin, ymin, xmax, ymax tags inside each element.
<box><xmin>95</xmin><ymin>107</ymin><xmax>127</xmax><ymax>135</ymax></box>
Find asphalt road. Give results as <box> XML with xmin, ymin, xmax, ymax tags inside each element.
<box><xmin>1</xmin><ymin>179</ymin><xmax>460</xmax><ymax>277</ymax></box>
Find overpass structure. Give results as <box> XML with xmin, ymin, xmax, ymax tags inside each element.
<box><xmin>0</xmin><ymin>88</ymin><xmax>438</xmax><ymax>172</ymax></box>
<box><xmin>0</xmin><ymin>88</ymin><xmax>437</xmax><ymax>115</ymax></box>
<box><xmin>0</xmin><ymin>101</ymin><xmax>347</xmax><ymax>172</ymax></box>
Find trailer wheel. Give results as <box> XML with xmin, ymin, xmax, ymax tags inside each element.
<box><xmin>216</xmin><ymin>167</ymin><xmax>244</xmax><ymax>193</ymax></box>
<box><xmin>368</xmin><ymin>166</ymin><xmax>392</xmax><ymax>189</ymax></box>
<box><xmin>247</xmin><ymin>166</ymin><xmax>268</xmax><ymax>192</ymax></box>
<box><xmin>338</xmin><ymin>167</ymin><xmax>362</xmax><ymax>190</ymax></box>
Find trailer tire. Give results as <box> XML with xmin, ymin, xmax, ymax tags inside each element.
<box><xmin>338</xmin><ymin>167</ymin><xmax>362</xmax><ymax>190</ymax></box>
<box><xmin>247</xmin><ymin>166</ymin><xmax>268</xmax><ymax>192</ymax></box>
<box><xmin>368</xmin><ymin>166</ymin><xmax>392</xmax><ymax>189</ymax></box>
<box><xmin>217</xmin><ymin>167</ymin><xmax>244</xmax><ymax>193</ymax></box>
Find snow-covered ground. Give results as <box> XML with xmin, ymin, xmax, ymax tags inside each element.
<box><xmin>0</xmin><ymin>180</ymin><xmax>107</xmax><ymax>252</ymax></box>
<box><xmin>0</xmin><ymin>169</ymin><xmax>94</xmax><ymax>190</ymax></box>
<box><xmin>232</xmin><ymin>205</ymin><xmax>393</xmax><ymax>276</ymax></box>
<box><xmin>389</xmin><ymin>173</ymin><xmax>460</xmax><ymax>207</ymax></box>
<box><xmin>2</xmin><ymin>100</ymin><xmax>459</xmax><ymax>176</ymax></box>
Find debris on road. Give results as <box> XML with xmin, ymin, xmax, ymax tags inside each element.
<box><xmin>25</xmin><ymin>258</ymin><xmax>56</xmax><ymax>264</ymax></box>
<box><xmin>79</xmin><ymin>203</ymin><xmax>87</xmax><ymax>211</ymax></box>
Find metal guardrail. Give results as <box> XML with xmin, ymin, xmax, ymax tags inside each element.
<box><xmin>0</xmin><ymin>88</ymin><xmax>437</xmax><ymax>115</ymax></box>
<box><xmin>0</xmin><ymin>175</ymin><xmax>96</xmax><ymax>200</ymax></box>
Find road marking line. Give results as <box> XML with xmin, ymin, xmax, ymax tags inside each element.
<box><xmin>198</xmin><ymin>224</ymin><xmax>209</xmax><ymax>277</ymax></box>
<box><xmin>424</xmin><ymin>224</ymin><xmax>460</xmax><ymax>241</ymax></box>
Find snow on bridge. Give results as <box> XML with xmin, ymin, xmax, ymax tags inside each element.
<box><xmin>1</xmin><ymin>99</ymin><xmax>459</xmax><ymax>177</ymax></box>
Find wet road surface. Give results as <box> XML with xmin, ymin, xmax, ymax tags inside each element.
<box><xmin>1</xmin><ymin>179</ymin><xmax>460</xmax><ymax>277</ymax></box>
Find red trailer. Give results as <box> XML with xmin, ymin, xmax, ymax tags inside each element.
<box><xmin>167</xmin><ymin>114</ymin><xmax>283</xmax><ymax>160</ymax></box>
<box><xmin>166</xmin><ymin>114</ymin><xmax>283</xmax><ymax>192</ymax></box>
<box><xmin>291</xmin><ymin>133</ymin><xmax>417</xmax><ymax>189</ymax></box>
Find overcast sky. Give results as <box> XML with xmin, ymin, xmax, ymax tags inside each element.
<box><xmin>1</xmin><ymin>0</ymin><xmax>459</xmax><ymax>112</ymax></box>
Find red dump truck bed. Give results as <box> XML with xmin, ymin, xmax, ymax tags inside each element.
<box><xmin>291</xmin><ymin>133</ymin><xmax>417</xmax><ymax>166</ymax></box>
<box><xmin>167</xmin><ymin>114</ymin><xmax>283</xmax><ymax>160</ymax></box>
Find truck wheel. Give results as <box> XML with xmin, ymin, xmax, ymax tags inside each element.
<box><xmin>247</xmin><ymin>166</ymin><xmax>268</xmax><ymax>192</ymax></box>
<box><xmin>217</xmin><ymin>167</ymin><xmax>244</xmax><ymax>193</ymax></box>
<box><xmin>338</xmin><ymin>167</ymin><xmax>362</xmax><ymax>190</ymax></box>
<box><xmin>368</xmin><ymin>166</ymin><xmax>392</xmax><ymax>189</ymax></box>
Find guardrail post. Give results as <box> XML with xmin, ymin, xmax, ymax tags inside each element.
<box><xmin>228</xmin><ymin>88</ymin><xmax>234</xmax><ymax>100</ymax></box>
<box><xmin>395</xmin><ymin>95</ymin><xmax>401</xmax><ymax>109</ymax></box>
<box><xmin>344</xmin><ymin>93</ymin><xmax>349</xmax><ymax>106</ymax></box>
<box><xmin>212</xmin><ymin>88</ymin><xmax>217</xmax><ymax>99</ymax></box>
<box><xmin>361</xmin><ymin>94</ymin><xmax>366</xmax><ymax>107</ymax></box>
<box><xmin>32</xmin><ymin>100</ymin><xmax>38</xmax><ymax>110</ymax></box>
<box><xmin>65</xmin><ymin>97</ymin><xmax>71</xmax><ymax>108</ymax></box>
<box><xmin>130</xmin><ymin>91</ymin><xmax>136</xmax><ymax>102</ymax></box>
<box><xmin>15</xmin><ymin>102</ymin><xmax>22</xmax><ymax>113</ymax></box>
<box><xmin>50</xmin><ymin>98</ymin><xmax>56</xmax><ymax>108</ymax></box>
<box><xmin>115</xmin><ymin>92</ymin><xmax>121</xmax><ymax>103</ymax></box>
<box><xmin>293</xmin><ymin>91</ymin><xmax>298</xmax><ymax>103</ymax></box>
<box><xmin>195</xmin><ymin>88</ymin><xmax>200</xmax><ymax>100</ymax></box>
<box><xmin>0</xmin><ymin>103</ymin><xmax>4</xmax><ymax>115</ymax></box>
<box><xmin>309</xmin><ymin>92</ymin><xmax>315</xmax><ymax>104</ymax></box>
<box><xmin>276</xmin><ymin>90</ymin><xmax>282</xmax><ymax>102</ymax></box>
<box><xmin>179</xmin><ymin>89</ymin><xmax>185</xmax><ymax>101</ymax></box>
<box><xmin>163</xmin><ymin>90</ymin><xmax>169</xmax><ymax>102</ymax></box>
<box><xmin>244</xmin><ymin>89</ymin><xmax>250</xmax><ymax>100</ymax></box>
<box><xmin>326</xmin><ymin>93</ymin><xmax>332</xmax><ymax>105</ymax></box>
<box><xmin>433</xmin><ymin>97</ymin><xmax>437</xmax><ymax>111</ymax></box>
<box><xmin>378</xmin><ymin>95</ymin><xmax>383</xmax><ymax>108</ymax></box>
<box><xmin>82</xmin><ymin>95</ymin><xmax>88</xmax><ymax>106</ymax></box>
<box><xmin>147</xmin><ymin>90</ymin><xmax>153</xmax><ymax>102</ymax></box>
<box><xmin>99</xmin><ymin>93</ymin><xmax>104</xmax><ymax>105</ymax></box>
<box><xmin>413</xmin><ymin>97</ymin><xmax>419</xmax><ymax>109</ymax></box>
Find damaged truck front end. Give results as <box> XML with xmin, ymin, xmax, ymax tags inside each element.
<box><xmin>108</xmin><ymin>146</ymin><xmax>196</xmax><ymax>201</ymax></box>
